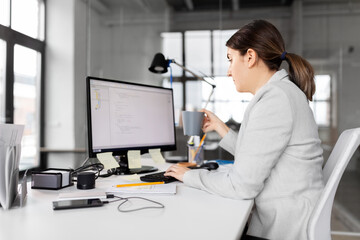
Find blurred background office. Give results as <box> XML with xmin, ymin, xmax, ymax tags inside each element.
<box><xmin>0</xmin><ymin>0</ymin><xmax>359</xmax><ymax>238</ymax></box>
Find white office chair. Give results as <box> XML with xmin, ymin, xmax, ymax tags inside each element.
<box><xmin>307</xmin><ymin>128</ymin><xmax>360</xmax><ymax>240</ymax></box>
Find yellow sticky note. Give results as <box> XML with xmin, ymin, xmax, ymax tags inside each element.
<box><xmin>127</xmin><ymin>150</ymin><xmax>141</xmax><ymax>169</ymax></box>
<box><xmin>122</xmin><ymin>174</ymin><xmax>140</xmax><ymax>182</ymax></box>
<box><xmin>97</xmin><ymin>152</ymin><xmax>119</xmax><ymax>170</ymax></box>
<box><xmin>149</xmin><ymin>148</ymin><xmax>165</xmax><ymax>164</ymax></box>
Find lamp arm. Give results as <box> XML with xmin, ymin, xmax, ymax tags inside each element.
<box><xmin>204</xmin><ymin>87</ymin><xmax>215</xmax><ymax>109</ymax></box>
<box><xmin>170</xmin><ymin>59</ymin><xmax>216</xmax><ymax>109</ymax></box>
<box><xmin>171</xmin><ymin>61</ymin><xmax>216</xmax><ymax>89</ymax></box>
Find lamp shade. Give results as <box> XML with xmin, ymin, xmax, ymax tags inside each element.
<box><xmin>149</xmin><ymin>53</ymin><xmax>169</xmax><ymax>74</ymax></box>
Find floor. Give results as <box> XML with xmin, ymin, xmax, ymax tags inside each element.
<box><xmin>332</xmin><ymin>212</ymin><xmax>360</xmax><ymax>240</ymax></box>
<box><xmin>331</xmin><ymin>170</ymin><xmax>360</xmax><ymax>240</ymax></box>
<box><xmin>332</xmin><ymin>236</ymin><xmax>360</xmax><ymax>240</ymax></box>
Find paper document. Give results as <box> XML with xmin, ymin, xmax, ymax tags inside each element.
<box><xmin>149</xmin><ymin>148</ymin><xmax>165</xmax><ymax>164</ymax></box>
<box><xmin>107</xmin><ymin>183</ymin><xmax>176</xmax><ymax>195</ymax></box>
<box><xmin>127</xmin><ymin>150</ymin><xmax>141</xmax><ymax>169</ymax></box>
<box><xmin>0</xmin><ymin>124</ymin><xmax>24</xmax><ymax>210</ymax></box>
<box><xmin>0</xmin><ymin>124</ymin><xmax>23</xmax><ymax>146</ymax></box>
<box><xmin>97</xmin><ymin>152</ymin><xmax>119</xmax><ymax>170</ymax></box>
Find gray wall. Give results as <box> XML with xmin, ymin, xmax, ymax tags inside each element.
<box><xmin>45</xmin><ymin>0</ymin><xmax>76</xmax><ymax>149</ymax></box>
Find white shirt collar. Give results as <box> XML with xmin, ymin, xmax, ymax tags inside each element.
<box><xmin>268</xmin><ymin>69</ymin><xmax>289</xmax><ymax>83</ymax></box>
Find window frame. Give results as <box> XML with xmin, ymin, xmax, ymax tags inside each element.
<box><xmin>0</xmin><ymin>3</ymin><xmax>45</xmax><ymax>170</ymax></box>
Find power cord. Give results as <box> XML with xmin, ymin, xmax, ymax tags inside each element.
<box><xmin>104</xmin><ymin>194</ymin><xmax>165</xmax><ymax>212</ymax></box>
<box><xmin>80</xmin><ymin>157</ymin><xmax>118</xmax><ymax>178</ymax></box>
<box><xmin>98</xmin><ymin>168</ymin><xmax>118</xmax><ymax>178</ymax></box>
<box><xmin>71</xmin><ymin>163</ymin><xmax>104</xmax><ymax>182</ymax></box>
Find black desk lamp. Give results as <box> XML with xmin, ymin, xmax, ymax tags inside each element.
<box><xmin>149</xmin><ymin>53</ymin><xmax>216</xmax><ymax>108</ymax></box>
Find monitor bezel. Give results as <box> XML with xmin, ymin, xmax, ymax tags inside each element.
<box><xmin>86</xmin><ymin>76</ymin><xmax>177</xmax><ymax>158</ymax></box>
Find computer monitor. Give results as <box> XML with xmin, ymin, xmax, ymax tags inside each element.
<box><xmin>86</xmin><ymin>76</ymin><xmax>176</xmax><ymax>174</ymax></box>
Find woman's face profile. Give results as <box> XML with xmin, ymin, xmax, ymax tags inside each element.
<box><xmin>227</xmin><ymin>47</ymin><xmax>248</xmax><ymax>93</ymax></box>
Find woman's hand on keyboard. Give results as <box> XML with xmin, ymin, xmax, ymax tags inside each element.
<box><xmin>164</xmin><ymin>165</ymin><xmax>190</xmax><ymax>182</ymax></box>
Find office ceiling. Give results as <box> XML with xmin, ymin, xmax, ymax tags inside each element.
<box><xmin>99</xmin><ymin>0</ymin><xmax>294</xmax><ymax>13</ymax></box>
<box><xmin>166</xmin><ymin>0</ymin><xmax>294</xmax><ymax>12</ymax></box>
<box><xmin>97</xmin><ymin>0</ymin><xmax>360</xmax><ymax>16</ymax></box>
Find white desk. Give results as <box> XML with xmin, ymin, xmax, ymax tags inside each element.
<box><xmin>0</xmin><ymin>161</ymin><xmax>253</xmax><ymax>240</ymax></box>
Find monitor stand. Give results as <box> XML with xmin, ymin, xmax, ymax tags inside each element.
<box><xmin>113</xmin><ymin>154</ymin><xmax>158</xmax><ymax>175</ymax></box>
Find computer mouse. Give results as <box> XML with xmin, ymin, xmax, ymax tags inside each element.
<box><xmin>199</xmin><ymin>162</ymin><xmax>219</xmax><ymax>170</ymax></box>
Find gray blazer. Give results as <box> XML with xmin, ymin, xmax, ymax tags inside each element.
<box><xmin>183</xmin><ymin>69</ymin><xmax>324</xmax><ymax>240</ymax></box>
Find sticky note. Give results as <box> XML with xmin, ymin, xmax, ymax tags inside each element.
<box><xmin>121</xmin><ymin>174</ymin><xmax>140</xmax><ymax>182</ymax></box>
<box><xmin>127</xmin><ymin>150</ymin><xmax>141</xmax><ymax>169</ymax></box>
<box><xmin>149</xmin><ymin>148</ymin><xmax>165</xmax><ymax>164</ymax></box>
<box><xmin>97</xmin><ymin>152</ymin><xmax>119</xmax><ymax>170</ymax></box>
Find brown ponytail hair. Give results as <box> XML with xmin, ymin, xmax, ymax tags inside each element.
<box><xmin>226</xmin><ymin>20</ymin><xmax>315</xmax><ymax>101</ymax></box>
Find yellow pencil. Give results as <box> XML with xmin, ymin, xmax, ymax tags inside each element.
<box><xmin>192</xmin><ymin>133</ymin><xmax>206</xmax><ymax>162</ymax></box>
<box><xmin>114</xmin><ymin>181</ymin><xmax>164</xmax><ymax>188</ymax></box>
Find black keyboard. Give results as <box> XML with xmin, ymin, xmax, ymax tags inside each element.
<box><xmin>140</xmin><ymin>171</ymin><xmax>177</xmax><ymax>184</ymax></box>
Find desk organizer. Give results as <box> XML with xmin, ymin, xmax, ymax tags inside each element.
<box><xmin>31</xmin><ymin>168</ymin><xmax>73</xmax><ymax>190</ymax></box>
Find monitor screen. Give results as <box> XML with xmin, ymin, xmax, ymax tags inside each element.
<box><xmin>86</xmin><ymin>76</ymin><xmax>176</xmax><ymax>159</ymax></box>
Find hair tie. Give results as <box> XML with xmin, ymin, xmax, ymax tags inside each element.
<box><xmin>280</xmin><ymin>51</ymin><xmax>287</xmax><ymax>61</ymax></box>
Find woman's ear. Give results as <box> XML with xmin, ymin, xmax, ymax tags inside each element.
<box><xmin>246</xmin><ymin>48</ymin><xmax>258</xmax><ymax>68</ymax></box>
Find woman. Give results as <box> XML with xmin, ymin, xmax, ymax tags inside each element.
<box><xmin>165</xmin><ymin>20</ymin><xmax>324</xmax><ymax>240</ymax></box>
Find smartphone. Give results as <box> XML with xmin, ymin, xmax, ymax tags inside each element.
<box><xmin>52</xmin><ymin>198</ymin><xmax>103</xmax><ymax>210</ymax></box>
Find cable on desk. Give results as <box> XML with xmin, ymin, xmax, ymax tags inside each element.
<box><xmin>71</xmin><ymin>163</ymin><xmax>104</xmax><ymax>181</ymax></box>
<box><xmin>105</xmin><ymin>195</ymin><xmax>165</xmax><ymax>212</ymax></box>
<box><xmin>80</xmin><ymin>156</ymin><xmax>118</xmax><ymax>178</ymax></box>
<box><xmin>98</xmin><ymin>168</ymin><xmax>117</xmax><ymax>178</ymax></box>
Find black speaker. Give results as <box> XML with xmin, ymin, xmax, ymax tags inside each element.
<box><xmin>77</xmin><ymin>172</ymin><xmax>96</xmax><ymax>190</ymax></box>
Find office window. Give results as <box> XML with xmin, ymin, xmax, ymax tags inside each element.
<box><xmin>0</xmin><ymin>40</ymin><xmax>5</xmax><ymax>122</ymax></box>
<box><xmin>161</xmin><ymin>32</ymin><xmax>183</xmax><ymax>77</ymax></box>
<box><xmin>310</xmin><ymin>75</ymin><xmax>331</xmax><ymax>127</ymax></box>
<box><xmin>162</xmin><ymin>30</ymin><xmax>247</xmax><ymax>123</ymax></box>
<box><xmin>186</xmin><ymin>81</ymin><xmax>203</xmax><ymax>110</ymax></box>
<box><xmin>11</xmin><ymin>0</ymin><xmax>45</xmax><ymax>40</ymax></box>
<box><xmin>163</xmin><ymin>80</ymin><xmax>183</xmax><ymax>126</ymax></box>
<box><xmin>13</xmin><ymin>45</ymin><xmax>41</xmax><ymax>170</ymax></box>
<box><xmin>0</xmin><ymin>0</ymin><xmax>10</xmax><ymax>26</ymax></box>
<box><xmin>185</xmin><ymin>31</ymin><xmax>211</xmax><ymax>77</ymax></box>
<box><xmin>208</xmin><ymin>75</ymin><xmax>332</xmax><ymax>125</ymax></box>
<box><xmin>161</xmin><ymin>32</ymin><xmax>184</xmax><ymax>125</ymax></box>
<box><xmin>1</xmin><ymin>0</ymin><xmax>45</xmax><ymax>170</ymax></box>
<box><xmin>202</xmin><ymin>77</ymin><xmax>252</xmax><ymax>123</ymax></box>
<box><xmin>213</xmin><ymin>30</ymin><xmax>237</xmax><ymax>76</ymax></box>
<box><xmin>162</xmin><ymin>30</ymin><xmax>332</xmax><ymax>127</ymax></box>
